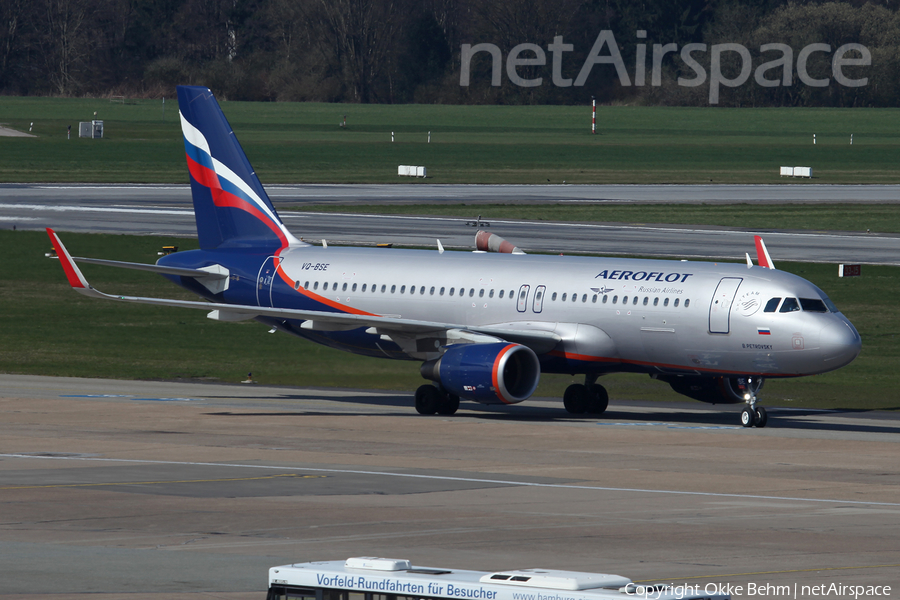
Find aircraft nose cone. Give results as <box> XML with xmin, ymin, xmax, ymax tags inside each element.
<box><xmin>821</xmin><ymin>319</ymin><xmax>862</xmax><ymax>367</ymax></box>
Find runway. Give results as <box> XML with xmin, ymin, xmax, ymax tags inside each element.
<box><xmin>2</xmin><ymin>184</ymin><xmax>899</xmax><ymax>264</ymax></box>
<box><xmin>1</xmin><ymin>374</ymin><xmax>898</xmax><ymax>598</ymax></box>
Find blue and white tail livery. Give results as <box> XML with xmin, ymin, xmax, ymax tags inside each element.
<box><xmin>178</xmin><ymin>85</ymin><xmax>302</xmax><ymax>251</ymax></box>
<box><xmin>46</xmin><ymin>86</ymin><xmax>861</xmax><ymax>427</ymax></box>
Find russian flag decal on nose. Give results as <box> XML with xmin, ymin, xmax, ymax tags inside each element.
<box><xmin>758</xmin><ymin>327</ymin><xmax>771</xmax><ymax>335</ymax></box>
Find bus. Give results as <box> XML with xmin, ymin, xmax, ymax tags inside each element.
<box><xmin>267</xmin><ymin>557</ymin><xmax>729</xmax><ymax>600</ymax></box>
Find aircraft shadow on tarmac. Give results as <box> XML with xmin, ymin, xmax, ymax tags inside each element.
<box><xmin>199</xmin><ymin>391</ymin><xmax>900</xmax><ymax>435</ymax></box>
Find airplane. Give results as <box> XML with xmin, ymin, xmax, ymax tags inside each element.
<box><xmin>46</xmin><ymin>85</ymin><xmax>862</xmax><ymax>428</ymax></box>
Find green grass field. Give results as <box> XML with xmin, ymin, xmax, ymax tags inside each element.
<box><xmin>1</xmin><ymin>230</ymin><xmax>896</xmax><ymax>410</ymax></box>
<box><xmin>2</xmin><ymin>96</ymin><xmax>900</xmax><ymax>183</ymax></box>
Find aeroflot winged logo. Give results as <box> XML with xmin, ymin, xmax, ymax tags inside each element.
<box><xmin>595</xmin><ymin>269</ymin><xmax>693</xmax><ymax>283</ymax></box>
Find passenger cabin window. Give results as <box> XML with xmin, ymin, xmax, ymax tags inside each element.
<box><xmin>391</xmin><ymin>285</ymin><xmax>397</xmax><ymax>293</ymax></box>
<box><xmin>313</xmin><ymin>282</ymin><xmax>319</xmax><ymax>290</ymax></box>
<box><xmin>612</xmin><ymin>296</ymin><xmax>618</xmax><ymax>304</ymax></box>
<box><xmin>499</xmin><ymin>290</ymin><xmax>505</xmax><ymax>298</ymax></box>
<box><xmin>469</xmin><ymin>289</ymin><xmax>475</xmax><ymax>297</ymax></box>
<box><xmin>674</xmin><ymin>298</ymin><xmax>679</xmax><ymax>307</ymax></box>
<box><xmin>663</xmin><ymin>297</ymin><xmax>669</xmax><ymax>306</ymax></box>
<box><xmin>764</xmin><ymin>298</ymin><xmax>781</xmax><ymax>312</ymax></box>
<box><xmin>685</xmin><ymin>299</ymin><xmax>690</xmax><ymax>308</ymax></box>
<box><xmin>430</xmin><ymin>286</ymin><xmax>435</xmax><ymax>295</ymax></box>
<box><xmin>479</xmin><ymin>289</ymin><xmax>484</xmax><ymax>298</ymax></box>
<box><xmin>489</xmin><ymin>289</ymin><xmax>495</xmax><ymax>298</ymax></box>
<box><xmin>440</xmin><ymin>287</ymin><xmax>445</xmax><ymax>295</ymax></box>
<box><xmin>304</xmin><ymin>281</ymin><xmax>309</xmax><ymax>289</ymax></box>
<box><xmin>561</xmin><ymin>293</ymin><xmax>567</xmax><ymax>301</ymax></box>
<box><xmin>342</xmin><ymin>283</ymin><xmax>348</xmax><ymax>292</ymax></box>
<box><xmin>449</xmin><ymin>288</ymin><xmax>455</xmax><ymax>296</ymax></box>
<box><xmin>780</xmin><ymin>297</ymin><xmax>801</xmax><ymax>312</ymax></box>
<box><xmin>602</xmin><ymin>295</ymin><xmax>608</xmax><ymax>304</ymax></box>
<box><xmin>800</xmin><ymin>298</ymin><xmax>828</xmax><ymax>312</ymax></box>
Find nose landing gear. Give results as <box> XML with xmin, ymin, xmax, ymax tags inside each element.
<box><xmin>740</xmin><ymin>392</ymin><xmax>768</xmax><ymax>428</ymax></box>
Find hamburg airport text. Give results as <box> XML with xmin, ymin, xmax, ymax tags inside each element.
<box><xmin>460</xmin><ymin>31</ymin><xmax>870</xmax><ymax>104</ymax></box>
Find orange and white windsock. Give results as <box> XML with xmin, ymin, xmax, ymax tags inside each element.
<box><xmin>475</xmin><ymin>230</ymin><xmax>524</xmax><ymax>254</ymax></box>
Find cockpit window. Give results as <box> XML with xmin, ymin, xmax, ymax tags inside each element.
<box><xmin>779</xmin><ymin>297</ymin><xmax>800</xmax><ymax>313</ymax></box>
<box><xmin>764</xmin><ymin>298</ymin><xmax>781</xmax><ymax>313</ymax></box>
<box><xmin>799</xmin><ymin>298</ymin><xmax>828</xmax><ymax>312</ymax></box>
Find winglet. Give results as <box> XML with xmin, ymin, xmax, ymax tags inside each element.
<box><xmin>754</xmin><ymin>235</ymin><xmax>775</xmax><ymax>269</ymax></box>
<box><xmin>46</xmin><ymin>228</ymin><xmax>106</xmax><ymax>298</ymax></box>
<box><xmin>745</xmin><ymin>252</ymin><xmax>753</xmax><ymax>268</ymax></box>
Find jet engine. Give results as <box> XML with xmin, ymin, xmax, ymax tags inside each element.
<box><xmin>659</xmin><ymin>375</ymin><xmax>764</xmax><ymax>404</ymax></box>
<box><xmin>421</xmin><ymin>342</ymin><xmax>540</xmax><ymax>404</ymax></box>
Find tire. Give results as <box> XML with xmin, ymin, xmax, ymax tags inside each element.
<box><xmin>587</xmin><ymin>384</ymin><xmax>609</xmax><ymax>415</ymax></box>
<box><xmin>740</xmin><ymin>407</ymin><xmax>756</xmax><ymax>427</ymax></box>
<box><xmin>563</xmin><ymin>384</ymin><xmax>589</xmax><ymax>414</ymax></box>
<box><xmin>415</xmin><ymin>385</ymin><xmax>440</xmax><ymax>415</ymax></box>
<box><xmin>437</xmin><ymin>393</ymin><xmax>460</xmax><ymax>415</ymax></box>
<box><xmin>754</xmin><ymin>406</ymin><xmax>768</xmax><ymax>428</ymax></box>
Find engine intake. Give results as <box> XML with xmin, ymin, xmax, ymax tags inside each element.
<box><xmin>421</xmin><ymin>342</ymin><xmax>540</xmax><ymax>404</ymax></box>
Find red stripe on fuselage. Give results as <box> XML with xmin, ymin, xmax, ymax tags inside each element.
<box><xmin>548</xmin><ymin>349</ymin><xmax>791</xmax><ymax>378</ymax></box>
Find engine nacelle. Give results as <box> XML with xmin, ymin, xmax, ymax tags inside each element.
<box><xmin>421</xmin><ymin>342</ymin><xmax>540</xmax><ymax>404</ymax></box>
<box><xmin>660</xmin><ymin>375</ymin><xmax>765</xmax><ymax>404</ymax></box>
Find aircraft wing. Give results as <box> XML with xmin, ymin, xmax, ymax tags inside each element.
<box><xmin>47</xmin><ymin>229</ymin><xmax>561</xmax><ymax>354</ymax></box>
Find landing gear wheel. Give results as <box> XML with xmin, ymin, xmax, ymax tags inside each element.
<box><xmin>740</xmin><ymin>407</ymin><xmax>756</xmax><ymax>427</ymax></box>
<box><xmin>754</xmin><ymin>406</ymin><xmax>768</xmax><ymax>428</ymax></box>
<box><xmin>415</xmin><ymin>385</ymin><xmax>441</xmax><ymax>415</ymax></box>
<box><xmin>564</xmin><ymin>384</ymin><xmax>589</xmax><ymax>414</ymax></box>
<box><xmin>436</xmin><ymin>393</ymin><xmax>460</xmax><ymax>415</ymax></box>
<box><xmin>586</xmin><ymin>384</ymin><xmax>609</xmax><ymax>415</ymax></box>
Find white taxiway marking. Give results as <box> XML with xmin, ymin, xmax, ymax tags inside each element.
<box><xmin>3</xmin><ymin>453</ymin><xmax>898</xmax><ymax>507</ymax></box>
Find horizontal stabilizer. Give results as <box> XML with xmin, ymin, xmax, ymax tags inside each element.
<box><xmin>73</xmin><ymin>257</ymin><xmax>228</xmax><ymax>280</ymax></box>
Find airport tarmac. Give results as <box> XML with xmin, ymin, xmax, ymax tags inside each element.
<box><xmin>1</xmin><ymin>374</ymin><xmax>897</xmax><ymax>599</ymax></box>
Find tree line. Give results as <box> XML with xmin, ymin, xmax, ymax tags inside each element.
<box><xmin>2</xmin><ymin>0</ymin><xmax>899</xmax><ymax>106</ymax></box>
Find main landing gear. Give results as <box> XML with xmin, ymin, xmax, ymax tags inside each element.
<box><xmin>414</xmin><ymin>384</ymin><xmax>460</xmax><ymax>415</ymax></box>
<box><xmin>563</xmin><ymin>375</ymin><xmax>609</xmax><ymax>415</ymax></box>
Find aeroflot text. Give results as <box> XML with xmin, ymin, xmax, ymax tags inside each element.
<box><xmin>595</xmin><ymin>270</ymin><xmax>693</xmax><ymax>283</ymax></box>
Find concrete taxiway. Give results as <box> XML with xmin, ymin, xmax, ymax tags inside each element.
<box><xmin>1</xmin><ymin>374</ymin><xmax>897</xmax><ymax>599</ymax></box>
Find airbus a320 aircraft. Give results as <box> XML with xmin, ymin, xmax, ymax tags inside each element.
<box><xmin>47</xmin><ymin>86</ymin><xmax>862</xmax><ymax>428</ymax></box>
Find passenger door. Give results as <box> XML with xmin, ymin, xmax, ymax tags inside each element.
<box><xmin>708</xmin><ymin>277</ymin><xmax>743</xmax><ymax>334</ymax></box>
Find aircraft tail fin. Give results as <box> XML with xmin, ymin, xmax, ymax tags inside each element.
<box><xmin>177</xmin><ymin>86</ymin><xmax>304</xmax><ymax>251</ymax></box>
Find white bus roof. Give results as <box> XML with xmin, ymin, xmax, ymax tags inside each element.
<box><xmin>268</xmin><ymin>557</ymin><xmax>729</xmax><ymax>600</ymax></box>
